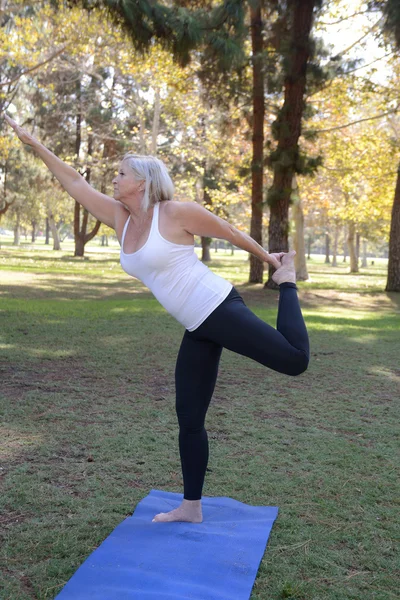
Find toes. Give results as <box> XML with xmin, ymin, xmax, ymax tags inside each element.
<box><xmin>152</xmin><ymin>513</ymin><xmax>166</xmax><ymax>522</ymax></box>
<box><xmin>152</xmin><ymin>511</ymin><xmax>178</xmax><ymax>522</ymax></box>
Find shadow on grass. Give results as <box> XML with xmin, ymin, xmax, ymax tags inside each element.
<box><xmin>2</xmin><ymin>254</ymin><xmax>121</xmax><ymax>264</ymax></box>
<box><xmin>1</xmin><ymin>251</ymin><xmax>120</xmax><ymax>268</ymax></box>
<box><xmin>0</xmin><ymin>279</ymin><xmax>151</xmax><ymax>300</ymax></box>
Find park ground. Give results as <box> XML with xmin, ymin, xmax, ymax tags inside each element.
<box><xmin>0</xmin><ymin>241</ymin><xmax>399</xmax><ymax>600</ymax></box>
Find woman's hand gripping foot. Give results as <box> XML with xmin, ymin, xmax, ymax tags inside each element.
<box><xmin>272</xmin><ymin>250</ymin><xmax>297</xmax><ymax>285</ymax></box>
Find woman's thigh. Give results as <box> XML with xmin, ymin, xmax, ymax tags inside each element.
<box><xmin>175</xmin><ymin>331</ymin><xmax>223</xmax><ymax>429</ymax></box>
<box><xmin>190</xmin><ymin>292</ymin><xmax>308</xmax><ymax>376</ymax></box>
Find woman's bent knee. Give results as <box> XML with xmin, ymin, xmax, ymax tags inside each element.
<box><xmin>289</xmin><ymin>352</ymin><xmax>309</xmax><ymax>376</ymax></box>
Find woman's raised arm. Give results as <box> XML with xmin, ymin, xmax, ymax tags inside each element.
<box><xmin>4</xmin><ymin>113</ymin><xmax>121</xmax><ymax>229</ymax></box>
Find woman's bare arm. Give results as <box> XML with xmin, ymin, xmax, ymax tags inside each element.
<box><xmin>166</xmin><ymin>200</ymin><xmax>284</xmax><ymax>269</ymax></box>
<box><xmin>4</xmin><ymin>113</ymin><xmax>120</xmax><ymax>229</ymax></box>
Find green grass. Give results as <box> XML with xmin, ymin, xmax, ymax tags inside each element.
<box><xmin>1</xmin><ymin>243</ymin><xmax>399</xmax><ymax>600</ymax></box>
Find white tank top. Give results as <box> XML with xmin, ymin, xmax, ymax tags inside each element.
<box><xmin>120</xmin><ymin>202</ymin><xmax>233</xmax><ymax>331</ymax></box>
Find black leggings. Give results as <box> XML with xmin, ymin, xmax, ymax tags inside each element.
<box><xmin>175</xmin><ymin>283</ymin><xmax>310</xmax><ymax>501</ymax></box>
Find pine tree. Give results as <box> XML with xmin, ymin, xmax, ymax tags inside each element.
<box><xmin>65</xmin><ymin>0</ymin><xmax>329</xmax><ymax>286</ymax></box>
<box><xmin>264</xmin><ymin>0</ymin><xmax>322</xmax><ymax>288</ymax></box>
<box><xmin>370</xmin><ymin>0</ymin><xmax>400</xmax><ymax>291</ymax></box>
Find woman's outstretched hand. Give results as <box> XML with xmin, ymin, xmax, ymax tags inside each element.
<box><xmin>3</xmin><ymin>113</ymin><xmax>37</xmax><ymax>147</ymax></box>
<box><xmin>267</xmin><ymin>252</ymin><xmax>286</xmax><ymax>270</ymax></box>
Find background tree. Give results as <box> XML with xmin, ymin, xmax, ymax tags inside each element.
<box><xmin>369</xmin><ymin>0</ymin><xmax>400</xmax><ymax>290</ymax></box>
<box><xmin>265</xmin><ymin>0</ymin><xmax>322</xmax><ymax>287</ymax></box>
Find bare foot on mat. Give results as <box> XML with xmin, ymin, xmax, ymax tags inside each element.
<box><xmin>152</xmin><ymin>499</ymin><xmax>203</xmax><ymax>523</ymax></box>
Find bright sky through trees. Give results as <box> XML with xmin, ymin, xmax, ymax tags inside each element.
<box><xmin>318</xmin><ymin>1</ymin><xmax>392</xmax><ymax>83</ymax></box>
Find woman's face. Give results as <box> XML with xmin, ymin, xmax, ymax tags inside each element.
<box><xmin>112</xmin><ymin>161</ymin><xmax>144</xmax><ymax>204</ymax></box>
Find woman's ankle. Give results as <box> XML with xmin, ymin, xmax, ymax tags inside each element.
<box><xmin>279</xmin><ymin>282</ymin><xmax>297</xmax><ymax>290</ymax></box>
<box><xmin>182</xmin><ymin>498</ymin><xmax>201</xmax><ymax>505</ymax></box>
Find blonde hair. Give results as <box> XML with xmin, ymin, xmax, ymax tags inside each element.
<box><xmin>122</xmin><ymin>154</ymin><xmax>174</xmax><ymax>211</ymax></box>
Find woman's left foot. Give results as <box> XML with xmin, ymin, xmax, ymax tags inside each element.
<box><xmin>152</xmin><ymin>499</ymin><xmax>203</xmax><ymax>523</ymax></box>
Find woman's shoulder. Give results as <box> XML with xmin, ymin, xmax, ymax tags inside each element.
<box><xmin>163</xmin><ymin>199</ymin><xmax>184</xmax><ymax>211</ymax></box>
<box><xmin>160</xmin><ymin>200</ymin><xmax>195</xmax><ymax>244</ymax></box>
<box><xmin>163</xmin><ymin>199</ymin><xmax>196</xmax><ymax>219</ymax></box>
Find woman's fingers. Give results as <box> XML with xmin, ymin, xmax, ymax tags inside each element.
<box><xmin>273</xmin><ymin>259</ymin><xmax>281</xmax><ymax>269</ymax></box>
<box><xmin>4</xmin><ymin>113</ymin><xmax>22</xmax><ymax>135</ymax></box>
<box><xmin>267</xmin><ymin>252</ymin><xmax>284</xmax><ymax>270</ymax></box>
<box><xmin>3</xmin><ymin>113</ymin><xmax>36</xmax><ymax>146</ymax></box>
<box><xmin>268</xmin><ymin>256</ymin><xmax>281</xmax><ymax>270</ymax></box>
<box><xmin>4</xmin><ymin>113</ymin><xmax>17</xmax><ymax>128</ymax></box>
<box><xmin>4</xmin><ymin>114</ymin><xmax>15</xmax><ymax>129</ymax></box>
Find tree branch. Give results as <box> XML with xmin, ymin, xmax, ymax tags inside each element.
<box><xmin>330</xmin><ymin>16</ymin><xmax>384</xmax><ymax>59</ymax></box>
<box><xmin>340</xmin><ymin>51</ymin><xmax>394</xmax><ymax>75</ymax></box>
<box><xmin>0</xmin><ymin>200</ymin><xmax>12</xmax><ymax>216</ymax></box>
<box><xmin>306</xmin><ymin>53</ymin><xmax>394</xmax><ymax>101</ymax></box>
<box><xmin>317</xmin><ymin>10</ymin><xmax>373</xmax><ymax>26</ymax></box>
<box><xmin>306</xmin><ymin>108</ymin><xmax>399</xmax><ymax>134</ymax></box>
<box><xmin>0</xmin><ymin>45</ymin><xmax>68</xmax><ymax>87</ymax></box>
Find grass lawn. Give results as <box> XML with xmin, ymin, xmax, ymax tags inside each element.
<box><xmin>1</xmin><ymin>242</ymin><xmax>399</xmax><ymax>600</ymax></box>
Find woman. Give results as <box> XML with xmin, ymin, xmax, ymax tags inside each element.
<box><xmin>4</xmin><ymin>113</ymin><xmax>309</xmax><ymax>524</ymax></box>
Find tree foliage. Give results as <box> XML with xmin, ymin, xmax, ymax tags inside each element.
<box><xmin>1</xmin><ymin>0</ymin><xmax>399</xmax><ymax>289</ymax></box>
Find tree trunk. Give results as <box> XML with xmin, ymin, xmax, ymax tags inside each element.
<box><xmin>230</xmin><ymin>242</ymin><xmax>234</xmax><ymax>255</ymax></box>
<box><xmin>343</xmin><ymin>224</ymin><xmax>347</xmax><ymax>262</ymax></box>
<box><xmin>74</xmin><ymin>208</ymin><xmax>101</xmax><ymax>257</ymax></box>
<box><xmin>74</xmin><ymin>111</ymin><xmax>101</xmax><ymax>257</ymax></box>
<box><xmin>332</xmin><ymin>224</ymin><xmax>339</xmax><ymax>267</ymax></box>
<box><xmin>47</xmin><ymin>211</ymin><xmax>61</xmax><ymax>250</ymax></box>
<box><xmin>75</xmin><ymin>235</ymin><xmax>85</xmax><ymax>257</ymax></box>
<box><xmin>361</xmin><ymin>239</ymin><xmax>368</xmax><ymax>268</ymax></box>
<box><xmin>45</xmin><ymin>217</ymin><xmax>50</xmax><ymax>244</ymax></box>
<box><xmin>31</xmin><ymin>220</ymin><xmax>36</xmax><ymax>243</ymax></box>
<box><xmin>135</xmin><ymin>83</ymin><xmax>147</xmax><ymax>154</ymax></box>
<box><xmin>201</xmin><ymin>157</ymin><xmax>213</xmax><ymax>263</ymax></box>
<box><xmin>74</xmin><ymin>78</ymin><xmax>83</xmax><ymax>256</ymax></box>
<box><xmin>0</xmin><ymin>161</ymin><xmax>12</xmax><ymax>218</ymax></box>
<box><xmin>249</xmin><ymin>0</ymin><xmax>265</xmax><ymax>284</ymax></box>
<box><xmin>292</xmin><ymin>178</ymin><xmax>308</xmax><ymax>280</ymax></box>
<box><xmin>14</xmin><ymin>211</ymin><xmax>20</xmax><ymax>245</ymax></box>
<box><xmin>386</xmin><ymin>163</ymin><xmax>400</xmax><ymax>291</ymax></box>
<box><xmin>356</xmin><ymin>231</ymin><xmax>360</xmax><ymax>266</ymax></box>
<box><xmin>348</xmin><ymin>221</ymin><xmax>358</xmax><ymax>273</ymax></box>
<box><xmin>325</xmin><ymin>231</ymin><xmax>330</xmax><ymax>264</ymax></box>
<box><xmin>151</xmin><ymin>86</ymin><xmax>161</xmax><ymax>155</ymax></box>
<box><xmin>307</xmin><ymin>235</ymin><xmax>312</xmax><ymax>259</ymax></box>
<box><xmin>265</xmin><ymin>0</ymin><xmax>317</xmax><ymax>288</ymax></box>
<box><xmin>0</xmin><ymin>200</ymin><xmax>11</xmax><ymax>218</ymax></box>
<box><xmin>201</xmin><ymin>237</ymin><xmax>211</xmax><ymax>262</ymax></box>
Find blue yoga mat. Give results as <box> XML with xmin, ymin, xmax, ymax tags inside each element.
<box><xmin>55</xmin><ymin>489</ymin><xmax>278</xmax><ymax>600</ymax></box>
